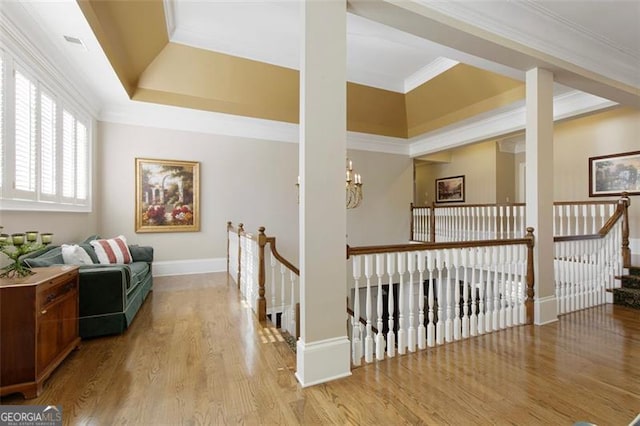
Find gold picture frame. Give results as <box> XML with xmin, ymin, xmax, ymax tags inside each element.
<box><xmin>135</xmin><ymin>158</ymin><xmax>200</xmax><ymax>233</ymax></box>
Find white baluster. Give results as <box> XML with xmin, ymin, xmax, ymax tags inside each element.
<box><xmin>417</xmin><ymin>251</ymin><xmax>426</xmax><ymax>349</ymax></box>
<box><xmin>436</xmin><ymin>250</ymin><xmax>445</xmax><ymax>345</ymax></box>
<box><xmin>386</xmin><ymin>253</ymin><xmax>396</xmax><ymax>357</ymax></box>
<box><xmin>519</xmin><ymin>245</ymin><xmax>526</xmax><ymax>324</ymax></box>
<box><xmin>452</xmin><ymin>249</ymin><xmax>461</xmax><ymax>340</ymax></box>
<box><xmin>499</xmin><ymin>245</ymin><xmax>506</xmax><ymax>329</ymax></box>
<box><xmin>461</xmin><ymin>248</ymin><xmax>470</xmax><ymax>338</ymax></box>
<box><xmin>445</xmin><ymin>250</ymin><xmax>453</xmax><ymax>342</ymax></box>
<box><xmin>352</xmin><ymin>256</ymin><xmax>362</xmax><ymax>366</ymax></box>
<box><xmin>506</xmin><ymin>244</ymin><xmax>514</xmax><ymax>328</ymax></box>
<box><xmin>397</xmin><ymin>252</ymin><xmax>407</xmax><ymax>354</ymax></box>
<box><xmin>375</xmin><ymin>254</ymin><xmax>385</xmax><ymax>360</ymax></box>
<box><xmin>499</xmin><ymin>205</ymin><xmax>504</xmax><ymax>239</ymax></box>
<box><xmin>407</xmin><ymin>252</ymin><xmax>417</xmax><ymax>352</ymax></box>
<box><xmin>270</xmin><ymin>254</ymin><xmax>276</xmax><ymax>319</ymax></box>
<box><xmin>574</xmin><ymin>205</ymin><xmax>580</xmax><ymax>236</ymax></box>
<box><xmin>364</xmin><ymin>255</ymin><xmax>374</xmax><ymax>363</ymax></box>
<box><xmin>477</xmin><ymin>247</ymin><xmax>486</xmax><ymax>334</ymax></box>
<box><xmin>279</xmin><ymin>264</ymin><xmax>287</xmax><ymax>331</ymax></box>
<box><xmin>492</xmin><ymin>246</ymin><xmax>500</xmax><ymax>331</ymax></box>
<box><xmin>289</xmin><ymin>270</ymin><xmax>297</xmax><ymax>337</ymax></box>
<box><xmin>426</xmin><ymin>251</ymin><xmax>436</xmax><ymax>347</ymax></box>
<box><xmin>505</xmin><ymin>205</ymin><xmax>512</xmax><ymax>238</ymax></box>
<box><xmin>469</xmin><ymin>248</ymin><xmax>478</xmax><ymax>337</ymax></box>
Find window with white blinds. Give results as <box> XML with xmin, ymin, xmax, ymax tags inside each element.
<box><xmin>14</xmin><ymin>69</ymin><xmax>37</xmax><ymax>193</ymax></box>
<box><xmin>0</xmin><ymin>48</ymin><xmax>91</xmax><ymax>211</ymax></box>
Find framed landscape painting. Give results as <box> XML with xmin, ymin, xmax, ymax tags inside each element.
<box><xmin>436</xmin><ymin>175</ymin><xmax>465</xmax><ymax>203</ymax></box>
<box><xmin>589</xmin><ymin>150</ymin><xmax>640</xmax><ymax>197</ymax></box>
<box><xmin>135</xmin><ymin>158</ymin><xmax>200</xmax><ymax>233</ymax></box>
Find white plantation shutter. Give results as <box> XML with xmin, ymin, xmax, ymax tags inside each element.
<box><xmin>62</xmin><ymin>109</ymin><xmax>75</xmax><ymax>199</ymax></box>
<box><xmin>1</xmin><ymin>47</ymin><xmax>92</xmax><ymax>211</ymax></box>
<box><xmin>76</xmin><ymin>121</ymin><xmax>87</xmax><ymax>200</ymax></box>
<box><xmin>14</xmin><ymin>69</ymin><xmax>37</xmax><ymax>193</ymax></box>
<box><xmin>40</xmin><ymin>91</ymin><xmax>56</xmax><ymax>196</ymax></box>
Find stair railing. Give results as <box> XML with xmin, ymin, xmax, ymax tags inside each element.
<box><xmin>554</xmin><ymin>194</ymin><xmax>630</xmax><ymax>314</ymax></box>
<box><xmin>346</xmin><ymin>229</ymin><xmax>536</xmax><ymax>366</ymax></box>
<box><xmin>411</xmin><ymin>198</ymin><xmax>625</xmax><ymax>241</ymax></box>
<box><xmin>227</xmin><ymin>222</ymin><xmax>300</xmax><ymax>338</ymax></box>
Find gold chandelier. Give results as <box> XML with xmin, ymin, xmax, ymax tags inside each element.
<box><xmin>296</xmin><ymin>158</ymin><xmax>363</xmax><ymax>209</ymax></box>
<box><xmin>345</xmin><ymin>158</ymin><xmax>363</xmax><ymax>209</ymax></box>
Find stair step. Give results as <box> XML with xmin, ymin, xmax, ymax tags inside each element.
<box><xmin>613</xmin><ymin>287</ymin><xmax>640</xmax><ymax>309</ymax></box>
<box><xmin>621</xmin><ymin>274</ymin><xmax>640</xmax><ymax>289</ymax></box>
<box><xmin>629</xmin><ymin>266</ymin><xmax>640</xmax><ymax>277</ymax></box>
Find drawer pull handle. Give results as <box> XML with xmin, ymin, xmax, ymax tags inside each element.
<box><xmin>41</xmin><ymin>309</ymin><xmax>47</xmax><ymax>315</ymax></box>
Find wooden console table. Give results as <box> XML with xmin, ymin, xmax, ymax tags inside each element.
<box><xmin>0</xmin><ymin>265</ymin><xmax>81</xmax><ymax>399</ymax></box>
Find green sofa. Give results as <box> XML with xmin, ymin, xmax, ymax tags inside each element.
<box><xmin>21</xmin><ymin>240</ymin><xmax>153</xmax><ymax>339</ymax></box>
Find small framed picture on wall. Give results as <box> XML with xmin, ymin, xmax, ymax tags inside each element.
<box><xmin>436</xmin><ymin>175</ymin><xmax>465</xmax><ymax>203</ymax></box>
<box><xmin>589</xmin><ymin>150</ymin><xmax>640</xmax><ymax>197</ymax></box>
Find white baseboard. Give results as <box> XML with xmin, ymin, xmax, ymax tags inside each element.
<box><xmin>296</xmin><ymin>336</ymin><xmax>351</xmax><ymax>387</ymax></box>
<box><xmin>152</xmin><ymin>257</ymin><xmax>227</xmax><ymax>277</ymax></box>
<box><xmin>534</xmin><ymin>295</ymin><xmax>558</xmax><ymax>325</ymax></box>
<box><xmin>630</xmin><ymin>237</ymin><xmax>639</xmax><ymax>255</ymax></box>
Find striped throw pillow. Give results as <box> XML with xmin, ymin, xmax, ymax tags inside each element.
<box><xmin>90</xmin><ymin>235</ymin><xmax>132</xmax><ymax>264</ymax></box>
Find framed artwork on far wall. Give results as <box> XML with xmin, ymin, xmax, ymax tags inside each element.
<box><xmin>436</xmin><ymin>175</ymin><xmax>465</xmax><ymax>203</ymax></box>
<box><xmin>589</xmin><ymin>150</ymin><xmax>640</xmax><ymax>197</ymax></box>
<box><xmin>135</xmin><ymin>158</ymin><xmax>200</xmax><ymax>233</ymax></box>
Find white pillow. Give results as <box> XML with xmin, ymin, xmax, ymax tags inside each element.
<box><xmin>90</xmin><ymin>235</ymin><xmax>132</xmax><ymax>264</ymax></box>
<box><xmin>61</xmin><ymin>244</ymin><xmax>94</xmax><ymax>265</ymax></box>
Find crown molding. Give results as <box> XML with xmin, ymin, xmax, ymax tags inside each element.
<box><xmin>100</xmin><ymin>101</ymin><xmax>299</xmax><ymax>143</ymax></box>
<box><xmin>409</xmin><ymin>90</ymin><xmax>616</xmax><ymax>158</ymax></box>
<box><xmin>420</xmin><ymin>0</ymin><xmax>640</xmax><ymax>89</ymax></box>
<box><xmin>101</xmin><ymin>89</ymin><xmax>615</xmax><ymax>158</ymax></box>
<box><xmin>404</xmin><ymin>57</ymin><xmax>459</xmax><ymax>93</ymax></box>
<box><xmin>347</xmin><ymin>132</ymin><xmax>409</xmax><ymax>155</ymax></box>
<box><xmin>100</xmin><ymin>100</ymin><xmax>410</xmax><ymax>155</ymax></box>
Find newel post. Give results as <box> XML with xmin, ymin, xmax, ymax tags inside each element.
<box><xmin>430</xmin><ymin>202</ymin><xmax>436</xmax><ymax>243</ymax></box>
<box><xmin>525</xmin><ymin>227</ymin><xmax>535</xmax><ymax>325</ymax></box>
<box><xmin>620</xmin><ymin>192</ymin><xmax>631</xmax><ymax>268</ymax></box>
<box><xmin>257</xmin><ymin>226</ymin><xmax>268</xmax><ymax>323</ymax></box>
<box><xmin>237</xmin><ymin>223</ymin><xmax>244</xmax><ymax>289</ymax></box>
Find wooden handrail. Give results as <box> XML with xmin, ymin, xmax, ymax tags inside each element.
<box><xmin>553</xmin><ymin>202</ymin><xmax>625</xmax><ymax>243</ymax></box>
<box><xmin>348</xmin><ymin>235</ymin><xmax>534</xmax><ymax>258</ymax></box>
<box><xmin>266</xmin><ymin>236</ymin><xmax>300</xmax><ymax>276</ymax></box>
<box><xmin>412</xmin><ymin>200</ymin><xmax>617</xmax><ymax>210</ymax></box>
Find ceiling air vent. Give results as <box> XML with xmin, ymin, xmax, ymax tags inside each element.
<box><xmin>63</xmin><ymin>35</ymin><xmax>87</xmax><ymax>51</ymax></box>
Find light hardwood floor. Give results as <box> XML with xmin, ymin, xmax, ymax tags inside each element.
<box><xmin>2</xmin><ymin>272</ymin><xmax>639</xmax><ymax>425</ymax></box>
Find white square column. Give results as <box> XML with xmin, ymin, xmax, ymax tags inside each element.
<box><xmin>525</xmin><ymin>68</ymin><xmax>558</xmax><ymax>325</ymax></box>
<box><xmin>296</xmin><ymin>0</ymin><xmax>351</xmax><ymax>387</ymax></box>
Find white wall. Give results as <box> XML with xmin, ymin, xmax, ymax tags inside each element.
<box><xmin>98</xmin><ymin>121</ymin><xmax>299</xmax><ymax>264</ymax></box>
<box><xmin>414</xmin><ymin>140</ymin><xmax>499</xmax><ymax>204</ymax></box>
<box><xmin>98</xmin><ymin>121</ymin><xmax>414</xmax><ymax>270</ymax></box>
<box><xmin>346</xmin><ymin>150</ymin><xmax>413</xmax><ymax>246</ymax></box>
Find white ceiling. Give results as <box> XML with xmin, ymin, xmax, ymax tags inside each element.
<box><xmin>168</xmin><ymin>1</ymin><xmax>467</xmax><ymax>92</ymax></box>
